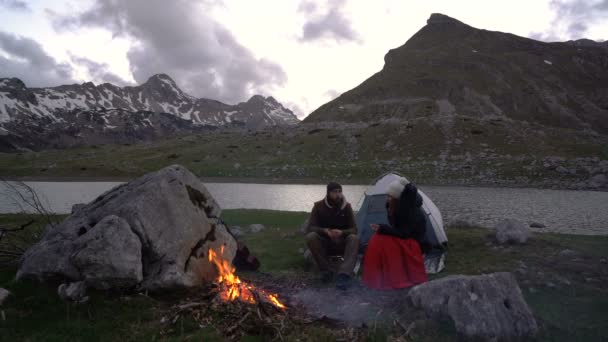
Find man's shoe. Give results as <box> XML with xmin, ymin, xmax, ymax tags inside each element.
<box><xmin>335</xmin><ymin>273</ymin><xmax>351</xmax><ymax>290</ymax></box>
<box><xmin>320</xmin><ymin>271</ymin><xmax>333</xmax><ymax>283</ymax></box>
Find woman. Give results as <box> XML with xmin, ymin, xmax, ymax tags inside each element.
<box><xmin>362</xmin><ymin>177</ymin><xmax>428</xmax><ymax>289</ymax></box>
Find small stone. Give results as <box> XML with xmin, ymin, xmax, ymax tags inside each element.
<box><xmin>495</xmin><ymin>219</ymin><xmax>530</xmax><ymax>244</ymax></box>
<box><xmin>0</xmin><ymin>288</ymin><xmax>11</xmax><ymax>306</ymax></box>
<box><xmin>58</xmin><ymin>281</ymin><xmax>88</xmax><ymax>302</ymax></box>
<box><xmin>556</xmin><ymin>276</ymin><xmax>571</xmax><ymax>286</ymax></box>
<box><xmin>558</xmin><ymin>249</ymin><xmax>578</xmax><ymax>257</ymax></box>
<box><xmin>230</xmin><ymin>226</ymin><xmax>244</xmax><ymax>238</ymax></box>
<box><xmin>545</xmin><ymin>282</ymin><xmax>556</xmax><ymax>288</ymax></box>
<box><xmin>248</xmin><ymin>224</ymin><xmax>265</xmax><ymax>233</ymax></box>
<box><xmin>600</xmin><ymin>258</ymin><xmax>606</xmax><ymax>264</ymax></box>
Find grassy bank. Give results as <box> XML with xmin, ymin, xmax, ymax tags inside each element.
<box><xmin>1</xmin><ymin>123</ymin><xmax>607</xmax><ymax>189</ymax></box>
<box><xmin>1</xmin><ymin>210</ymin><xmax>607</xmax><ymax>341</ymax></box>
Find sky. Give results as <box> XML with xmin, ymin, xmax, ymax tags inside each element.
<box><xmin>1</xmin><ymin>0</ymin><xmax>607</xmax><ymax>119</ymax></box>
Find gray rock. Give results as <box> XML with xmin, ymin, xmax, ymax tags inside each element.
<box><xmin>249</xmin><ymin>224</ymin><xmax>265</xmax><ymax>233</ymax></box>
<box><xmin>0</xmin><ymin>288</ymin><xmax>11</xmax><ymax>306</ymax></box>
<box><xmin>495</xmin><ymin>219</ymin><xmax>530</xmax><ymax>244</ymax></box>
<box><xmin>17</xmin><ymin>165</ymin><xmax>237</xmax><ymax>291</ymax></box>
<box><xmin>558</xmin><ymin>249</ymin><xmax>578</xmax><ymax>257</ymax></box>
<box><xmin>71</xmin><ymin>203</ymin><xmax>86</xmax><ymax>214</ymax></box>
<box><xmin>71</xmin><ymin>215</ymin><xmax>142</xmax><ymax>290</ymax></box>
<box><xmin>229</xmin><ymin>226</ymin><xmax>244</xmax><ymax>239</ymax></box>
<box><xmin>58</xmin><ymin>281</ymin><xmax>88</xmax><ymax>302</ymax></box>
<box><xmin>408</xmin><ymin>272</ymin><xmax>538</xmax><ymax>340</ymax></box>
<box><xmin>587</xmin><ymin>174</ymin><xmax>607</xmax><ymax>189</ymax></box>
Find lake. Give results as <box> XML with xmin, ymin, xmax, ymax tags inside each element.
<box><xmin>1</xmin><ymin>181</ymin><xmax>607</xmax><ymax>235</ymax></box>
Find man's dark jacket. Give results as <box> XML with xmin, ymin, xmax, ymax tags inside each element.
<box><xmin>307</xmin><ymin>197</ymin><xmax>357</xmax><ymax>236</ymax></box>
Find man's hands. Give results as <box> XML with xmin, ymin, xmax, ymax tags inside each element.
<box><xmin>324</xmin><ymin>228</ymin><xmax>344</xmax><ymax>240</ymax></box>
<box><xmin>370</xmin><ymin>224</ymin><xmax>380</xmax><ymax>232</ymax></box>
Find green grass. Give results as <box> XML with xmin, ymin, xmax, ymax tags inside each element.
<box><xmin>1</xmin><ymin>211</ymin><xmax>607</xmax><ymax>341</ymax></box>
<box><xmin>0</xmin><ymin>122</ymin><xmax>606</xmax><ymax>190</ymax></box>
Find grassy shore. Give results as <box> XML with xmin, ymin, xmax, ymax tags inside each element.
<box><xmin>1</xmin><ymin>210</ymin><xmax>607</xmax><ymax>341</ymax></box>
<box><xmin>1</xmin><ymin>123</ymin><xmax>607</xmax><ymax>190</ymax></box>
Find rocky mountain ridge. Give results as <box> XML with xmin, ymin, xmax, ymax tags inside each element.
<box><xmin>0</xmin><ymin>74</ymin><xmax>299</xmax><ymax>151</ymax></box>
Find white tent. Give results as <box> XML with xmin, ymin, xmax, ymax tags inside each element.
<box><xmin>356</xmin><ymin>172</ymin><xmax>448</xmax><ymax>273</ymax></box>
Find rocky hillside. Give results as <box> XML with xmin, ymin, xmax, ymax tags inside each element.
<box><xmin>0</xmin><ymin>74</ymin><xmax>298</xmax><ymax>151</ymax></box>
<box><xmin>305</xmin><ymin>14</ymin><xmax>608</xmax><ymax>135</ymax></box>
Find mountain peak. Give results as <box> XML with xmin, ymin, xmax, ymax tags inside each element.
<box><xmin>426</xmin><ymin>13</ymin><xmax>467</xmax><ymax>26</ymax></box>
<box><xmin>143</xmin><ymin>73</ymin><xmax>179</xmax><ymax>90</ymax></box>
<box><xmin>247</xmin><ymin>94</ymin><xmax>275</xmax><ymax>105</ymax></box>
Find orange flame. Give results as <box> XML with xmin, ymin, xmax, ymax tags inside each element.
<box><xmin>208</xmin><ymin>246</ymin><xmax>286</xmax><ymax>309</ymax></box>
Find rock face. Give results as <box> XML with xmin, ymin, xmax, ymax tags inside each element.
<box><xmin>408</xmin><ymin>272</ymin><xmax>538</xmax><ymax>340</ymax></box>
<box><xmin>17</xmin><ymin>165</ymin><xmax>237</xmax><ymax>291</ymax></box>
<box><xmin>495</xmin><ymin>219</ymin><xmax>530</xmax><ymax>244</ymax></box>
<box><xmin>0</xmin><ymin>74</ymin><xmax>299</xmax><ymax>151</ymax></box>
<box><xmin>71</xmin><ymin>215</ymin><xmax>142</xmax><ymax>290</ymax></box>
<box><xmin>304</xmin><ymin>13</ymin><xmax>608</xmax><ymax>135</ymax></box>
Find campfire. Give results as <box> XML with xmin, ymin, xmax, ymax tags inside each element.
<box><xmin>208</xmin><ymin>246</ymin><xmax>286</xmax><ymax>310</ymax></box>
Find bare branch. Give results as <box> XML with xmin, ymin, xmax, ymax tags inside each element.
<box><xmin>0</xmin><ymin>178</ymin><xmax>57</xmax><ymax>227</ymax></box>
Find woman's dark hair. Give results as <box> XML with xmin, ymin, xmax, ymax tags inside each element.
<box><xmin>393</xmin><ymin>183</ymin><xmax>426</xmax><ymax>240</ymax></box>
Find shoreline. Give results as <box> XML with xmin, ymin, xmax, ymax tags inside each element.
<box><xmin>3</xmin><ymin>175</ymin><xmax>607</xmax><ymax>192</ymax></box>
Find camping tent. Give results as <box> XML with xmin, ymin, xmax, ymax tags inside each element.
<box><xmin>356</xmin><ymin>172</ymin><xmax>448</xmax><ymax>273</ymax></box>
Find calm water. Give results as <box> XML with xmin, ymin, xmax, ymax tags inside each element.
<box><xmin>1</xmin><ymin>182</ymin><xmax>607</xmax><ymax>235</ymax></box>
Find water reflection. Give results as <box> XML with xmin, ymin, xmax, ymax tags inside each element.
<box><xmin>1</xmin><ymin>181</ymin><xmax>607</xmax><ymax>235</ymax></box>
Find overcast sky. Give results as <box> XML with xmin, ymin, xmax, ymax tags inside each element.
<box><xmin>1</xmin><ymin>0</ymin><xmax>607</xmax><ymax>118</ymax></box>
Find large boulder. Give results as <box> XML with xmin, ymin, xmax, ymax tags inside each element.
<box><xmin>408</xmin><ymin>272</ymin><xmax>538</xmax><ymax>340</ymax></box>
<box><xmin>17</xmin><ymin>165</ymin><xmax>237</xmax><ymax>291</ymax></box>
<box><xmin>495</xmin><ymin>219</ymin><xmax>530</xmax><ymax>244</ymax></box>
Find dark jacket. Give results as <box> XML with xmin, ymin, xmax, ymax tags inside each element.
<box><xmin>308</xmin><ymin>197</ymin><xmax>357</xmax><ymax>236</ymax></box>
<box><xmin>378</xmin><ymin>184</ymin><xmax>426</xmax><ymax>241</ymax></box>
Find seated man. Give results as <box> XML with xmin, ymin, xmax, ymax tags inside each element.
<box><xmin>305</xmin><ymin>182</ymin><xmax>359</xmax><ymax>290</ymax></box>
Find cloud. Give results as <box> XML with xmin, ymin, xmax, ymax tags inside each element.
<box><xmin>285</xmin><ymin>96</ymin><xmax>313</xmax><ymax>119</ymax></box>
<box><xmin>0</xmin><ymin>0</ymin><xmax>30</xmax><ymax>12</ymax></box>
<box><xmin>0</xmin><ymin>31</ymin><xmax>76</xmax><ymax>87</ymax></box>
<box><xmin>324</xmin><ymin>89</ymin><xmax>340</xmax><ymax>100</ymax></box>
<box><xmin>68</xmin><ymin>53</ymin><xmax>131</xmax><ymax>86</ymax></box>
<box><xmin>530</xmin><ymin>0</ymin><xmax>608</xmax><ymax>41</ymax></box>
<box><xmin>298</xmin><ymin>0</ymin><xmax>362</xmax><ymax>43</ymax></box>
<box><xmin>52</xmin><ymin>0</ymin><xmax>287</xmax><ymax>105</ymax></box>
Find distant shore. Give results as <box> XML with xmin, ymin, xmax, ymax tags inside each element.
<box><xmin>3</xmin><ymin>175</ymin><xmax>607</xmax><ymax>193</ymax></box>
<box><xmin>3</xmin><ymin>175</ymin><xmax>370</xmax><ymax>185</ymax></box>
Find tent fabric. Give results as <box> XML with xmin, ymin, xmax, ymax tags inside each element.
<box><xmin>356</xmin><ymin>172</ymin><xmax>448</xmax><ymax>273</ymax></box>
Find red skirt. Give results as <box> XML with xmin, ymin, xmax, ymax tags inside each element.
<box><xmin>362</xmin><ymin>233</ymin><xmax>428</xmax><ymax>290</ymax></box>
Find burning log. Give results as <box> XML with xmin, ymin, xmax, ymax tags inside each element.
<box><xmin>207</xmin><ymin>246</ymin><xmax>286</xmax><ymax>310</ymax></box>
